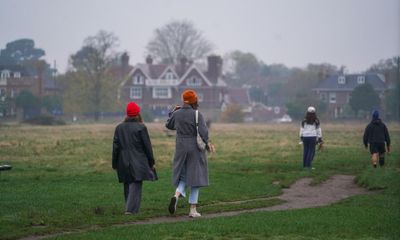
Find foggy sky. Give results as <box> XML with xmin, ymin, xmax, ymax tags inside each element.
<box><xmin>0</xmin><ymin>0</ymin><xmax>399</xmax><ymax>73</ymax></box>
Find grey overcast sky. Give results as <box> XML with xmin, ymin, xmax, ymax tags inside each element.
<box><xmin>0</xmin><ymin>0</ymin><xmax>399</xmax><ymax>73</ymax></box>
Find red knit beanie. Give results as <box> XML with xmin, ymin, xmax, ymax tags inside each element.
<box><xmin>182</xmin><ymin>89</ymin><xmax>198</xmax><ymax>104</ymax></box>
<box><xmin>126</xmin><ymin>101</ymin><xmax>140</xmax><ymax>117</ymax></box>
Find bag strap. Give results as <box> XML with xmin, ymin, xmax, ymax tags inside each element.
<box><xmin>195</xmin><ymin>110</ymin><xmax>199</xmax><ymax>132</ymax></box>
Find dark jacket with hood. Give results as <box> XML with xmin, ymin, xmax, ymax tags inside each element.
<box><xmin>112</xmin><ymin>119</ymin><xmax>156</xmax><ymax>183</ymax></box>
<box><xmin>363</xmin><ymin>118</ymin><xmax>391</xmax><ymax>147</ymax></box>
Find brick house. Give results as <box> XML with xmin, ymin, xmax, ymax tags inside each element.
<box><xmin>0</xmin><ymin>64</ymin><xmax>59</xmax><ymax>118</ymax></box>
<box><xmin>312</xmin><ymin>73</ymin><xmax>387</xmax><ymax>118</ymax></box>
<box><xmin>119</xmin><ymin>55</ymin><xmax>228</xmax><ymax>117</ymax></box>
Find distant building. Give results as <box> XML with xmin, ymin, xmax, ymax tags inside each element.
<box><xmin>312</xmin><ymin>73</ymin><xmax>387</xmax><ymax>118</ymax></box>
<box><xmin>0</xmin><ymin>64</ymin><xmax>59</xmax><ymax>118</ymax></box>
<box><xmin>119</xmin><ymin>55</ymin><xmax>228</xmax><ymax>117</ymax></box>
<box><xmin>221</xmin><ymin>87</ymin><xmax>289</xmax><ymax>122</ymax></box>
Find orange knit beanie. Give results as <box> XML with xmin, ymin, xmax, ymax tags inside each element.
<box><xmin>182</xmin><ymin>89</ymin><xmax>198</xmax><ymax>104</ymax></box>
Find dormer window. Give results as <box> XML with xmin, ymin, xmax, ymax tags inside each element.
<box><xmin>338</xmin><ymin>76</ymin><xmax>346</xmax><ymax>84</ymax></box>
<box><xmin>357</xmin><ymin>75</ymin><xmax>365</xmax><ymax>84</ymax></box>
<box><xmin>187</xmin><ymin>76</ymin><xmax>201</xmax><ymax>86</ymax></box>
<box><xmin>165</xmin><ymin>72</ymin><xmax>175</xmax><ymax>80</ymax></box>
<box><xmin>133</xmin><ymin>74</ymin><xmax>144</xmax><ymax>85</ymax></box>
<box><xmin>13</xmin><ymin>72</ymin><xmax>21</xmax><ymax>78</ymax></box>
<box><xmin>1</xmin><ymin>70</ymin><xmax>11</xmax><ymax>80</ymax></box>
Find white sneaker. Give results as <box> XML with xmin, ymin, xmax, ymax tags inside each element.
<box><xmin>189</xmin><ymin>209</ymin><xmax>201</xmax><ymax>218</ymax></box>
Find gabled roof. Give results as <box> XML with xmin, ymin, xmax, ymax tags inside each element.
<box><xmin>158</xmin><ymin>66</ymin><xmax>179</xmax><ymax>80</ymax></box>
<box><xmin>313</xmin><ymin>73</ymin><xmax>387</xmax><ymax>91</ymax></box>
<box><xmin>134</xmin><ymin>63</ymin><xmax>168</xmax><ymax>79</ymax></box>
<box><xmin>130</xmin><ymin>67</ymin><xmax>151</xmax><ymax>79</ymax></box>
<box><xmin>179</xmin><ymin>65</ymin><xmax>213</xmax><ymax>86</ymax></box>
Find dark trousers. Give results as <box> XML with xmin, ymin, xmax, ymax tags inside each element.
<box><xmin>303</xmin><ymin>137</ymin><xmax>317</xmax><ymax>168</ymax></box>
<box><xmin>123</xmin><ymin>181</ymin><xmax>143</xmax><ymax>213</ymax></box>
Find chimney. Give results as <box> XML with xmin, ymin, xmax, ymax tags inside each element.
<box><xmin>180</xmin><ymin>56</ymin><xmax>188</xmax><ymax>67</ymax></box>
<box><xmin>207</xmin><ymin>55</ymin><xmax>222</xmax><ymax>84</ymax></box>
<box><xmin>121</xmin><ymin>52</ymin><xmax>130</xmax><ymax>76</ymax></box>
<box><xmin>146</xmin><ymin>55</ymin><xmax>153</xmax><ymax>65</ymax></box>
<box><xmin>121</xmin><ymin>52</ymin><xmax>129</xmax><ymax>68</ymax></box>
<box><xmin>177</xmin><ymin>56</ymin><xmax>188</xmax><ymax>76</ymax></box>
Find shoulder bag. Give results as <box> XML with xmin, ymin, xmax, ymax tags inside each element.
<box><xmin>195</xmin><ymin>110</ymin><xmax>206</xmax><ymax>151</ymax></box>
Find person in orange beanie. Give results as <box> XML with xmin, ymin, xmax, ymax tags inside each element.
<box><xmin>166</xmin><ymin>89</ymin><xmax>213</xmax><ymax>218</ymax></box>
<box><xmin>112</xmin><ymin>101</ymin><xmax>157</xmax><ymax>214</ymax></box>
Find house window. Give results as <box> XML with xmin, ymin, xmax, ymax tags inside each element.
<box><xmin>357</xmin><ymin>75</ymin><xmax>365</xmax><ymax>84</ymax></box>
<box><xmin>152</xmin><ymin>87</ymin><xmax>171</xmax><ymax>99</ymax></box>
<box><xmin>13</xmin><ymin>72</ymin><xmax>21</xmax><ymax>78</ymax></box>
<box><xmin>133</xmin><ymin>74</ymin><xmax>144</xmax><ymax>85</ymax></box>
<box><xmin>10</xmin><ymin>89</ymin><xmax>15</xmax><ymax>98</ymax></box>
<box><xmin>320</xmin><ymin>92</ymin><xmax>327</xmax><ymax>102</ymax></box>
<box><xmin>338</xmin><ymin>76</ymin><xmax>346</xmax><ymax>84</ymax></box>
<box><xmin>130</xmin><ymin>87</ymin><xmax>142</xmax><ymax>99</ymax></box>
<box><xmin>0</xmin><ymin>88</ymin><xmax>6</xmax><ymax>96</ymax></box>
<box><xmin>197</xmin><ymin>93</ymin><xmax>204</xmax><ymax>102</ymax></box>
<box><xmin>1</xmin><ymin>70</ymin><xmax>10</xmax><ymax>80</ymax></box>
<box><xmin>165</xmin><ymin>72</ymin><xmax>175</xmax><ymax>80</ymax></box>
<box><xmin>187</xmin><ymin>76</ymin><xmax>202</xmax><ymax>87</ymax></box>
<box><xmin>329</xmin><ymin>92</ymin><xmax>336</xmax><ymax>103</ymax></box>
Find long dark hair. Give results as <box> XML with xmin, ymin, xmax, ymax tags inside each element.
<box><xmin>302</xmin><ymin>112</ymin><xmax>320</xmax><ymax>127</ymax></box>
<box><xmin>124</xmin><ymin>114</ymin><xmax>143</xmax><ymax>123</ymax></box>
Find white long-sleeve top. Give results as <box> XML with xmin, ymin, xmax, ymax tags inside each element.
<box><xmin>299</xmin><ymin>123</ymin><xmax>322</xmax><ymax>138</ymax></box>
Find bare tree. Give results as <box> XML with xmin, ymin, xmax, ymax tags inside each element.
<box><xmin>65</xmin><ymin>30</ymin><xmax>119</xmax><ymax>121</ymax></box>
<box><xmin>146</xmin><ymin>20</ymin><xmax>214</xmax><ymax>64</ymax></box>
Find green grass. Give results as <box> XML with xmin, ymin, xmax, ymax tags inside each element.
<box><xmin>0</xmin><ymin>123</ymin><xmax>399</xmax><ymax>240</ymax></box>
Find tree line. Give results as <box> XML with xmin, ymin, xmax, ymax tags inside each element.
<box><xmin>1</xmin><ymin>20</ymin><xmax>399</xmax><ymax>121</ymax></box>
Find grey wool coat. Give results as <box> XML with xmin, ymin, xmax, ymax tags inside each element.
<box><xmin>112</xmin><ymin>119</ymin><xmax>156</xmax><ymax>183</ymax></box>
<box><xmin>166</xmin><ymin>104</ymin><xmax>209</xmax><ymax>187</ymax></box>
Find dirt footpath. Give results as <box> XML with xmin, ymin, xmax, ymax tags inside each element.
<box><xmin>21</xmin><ymin>175</ymin><xmax>373</xmax><ymax>240</ymax></box>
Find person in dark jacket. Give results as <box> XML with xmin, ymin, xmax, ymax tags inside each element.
<box><xmin>166</xmin><ymin>89</ymin><xmax>211</xmax><ymax>218</ymax></box>
<box><xmin>112</xmin><ymin>101</ymin><xmax>157</xmax><ymax>214</ymax></box>
<box><xmin>363</xmin><ymin>110</ymin><xmax>391</xmax><ymax>168</ymax></box>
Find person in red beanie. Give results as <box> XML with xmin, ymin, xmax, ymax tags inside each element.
<box><xmin>166</xmin><ymin>89</ymin><xmax>213</xmax><ymax>218</ymax></box>
<box><xmin>112</xmin><ymin>101</ymin><xmax>157</xmax><ymax>214</ymax></box>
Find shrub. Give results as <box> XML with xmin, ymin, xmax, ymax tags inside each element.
<box><xmin>23</xmin><ymin>115</ymin><xmax>66</xmax><ymax>125</ymax></box>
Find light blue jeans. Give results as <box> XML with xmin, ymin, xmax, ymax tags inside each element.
<box><xmin>176</xmin><ymin>180</ymin><xmax>199</xmax><ymax>204</ymax></box>
<box><xmin>176</xmin><ymin>162</ymin><xmax>200</xmax><ymax>204</ymax></box>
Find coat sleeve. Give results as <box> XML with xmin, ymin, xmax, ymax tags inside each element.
<box><xmin>165</xmin><ymin>111</ymin><xmax>176</xmax><ymax>130</ymax></box>
<box><xmin>112</xmin><ymin>127</ymin><xmax>120</xmax><ymax>169</ymax></box>
<box><xmin>384</xmin><ymin>124</ymin><xmax>391</xmax><ymax>147</ymax></box>
<box><xmin>363</xmin><ymin>125</ymin><xmax>369</xmax><ymax>147</ymax></box>
<box><xmin>141</xmin><ymin>125</ymin><xmax>155</xmax><ymax>167</ymax></box>
<box><xmin>317</xmin><ymin>126</ymin><xmax>322</xmax><ymax>139</ymax></box>
<box><xmin>198</xmin><ymin>111</ymin><xmax>209</xmax><ymax>144</ymax></box>
<box><xmin>299</xmin><ymin>125</ymin><xmax>304</xmax><ymax>138</ymax></box>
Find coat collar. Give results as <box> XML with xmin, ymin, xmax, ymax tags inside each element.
<box><xmin>182</xmin><ymin>104</ymin><xmax>194</xmax><ymax>109</ymax></box>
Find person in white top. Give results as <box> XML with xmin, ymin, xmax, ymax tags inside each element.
<box><xmin>299</xmin><ymin>106</ymin><xmax>323</xmax><ymax>169</ymax></box>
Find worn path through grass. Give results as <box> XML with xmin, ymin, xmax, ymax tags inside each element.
<box><xmin>19</xmin><ymin>174</ymin><xmax>374</xmax><ymax>240</ymax></box>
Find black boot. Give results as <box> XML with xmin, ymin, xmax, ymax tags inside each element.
<box><xmin>379</xmin><ymin>157</ymin><xmax>385</xmax><ymax>167</ymax></box>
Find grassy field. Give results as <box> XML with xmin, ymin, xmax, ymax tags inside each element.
<box><xmin>0</xmin><ymin>122</ymin><xmax>399</xmax><ymax>240</ymax></box>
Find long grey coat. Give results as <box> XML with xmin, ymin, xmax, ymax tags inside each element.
<box><xmin>112</xmin><ymin>120</ymin><xmax>156</xmax><ymax>183</ymax></box>
<box><xmin>166</xmin><ymin>104</ymin><xmax>209</xmax><ymax>187</ymax></box>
